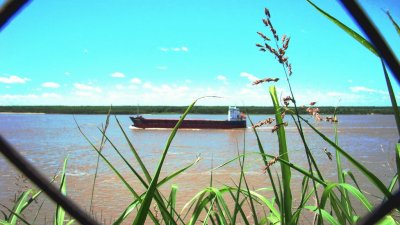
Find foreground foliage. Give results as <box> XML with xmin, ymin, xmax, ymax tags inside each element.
<box><xmin>1</xmin><ymin>1</ymin><xmax>399</xmax><ymax>225</ymax></box>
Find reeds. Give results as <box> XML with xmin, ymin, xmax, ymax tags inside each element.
<box><xmin>1</xmin><ymin>2</ymin><xmax>399</xmax><ymax>225</ymax></box>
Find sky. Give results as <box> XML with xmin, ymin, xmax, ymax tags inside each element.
<box><xmin>0</xmin><ymin>0</ymin><xmax>399</xmax><ymax>106</ymax></box>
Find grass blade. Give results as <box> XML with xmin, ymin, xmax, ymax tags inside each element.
<box><xmin>90</xmin><ymin>107</ymin><xmax>111</xmax><ymax>213</ymax></box>
<box><xmin>5</xmin><ymin>189</ymin><xmax>31</xmax><ymax>225</ymax></box>
<box><xmin>75</xmin><ymin>118</ymin><xmax>162</xmax><ymax>224</ymax></box>
<box><xmin>238</xmin><ymin>149</ymin><xmax>258</xmax><ymax>225</ymax></box>
<box><xmin>167</xmin><ymin>185</ymin><xmax>178</xmax><ymax>225</ymax></box>
<box><xmin>306</xmin><ymin>0</ymin><xmax>378</xmax><ymax>56</ymax></box>
<box><xmin>396</xmin><ymin>144</ymin><xmax>400</xmax><ymax>189</ymax></box>
<box><xmin>114</xmin><ymin>115</ymin><xmax>152</xmax><ymax>182</ymax></box>
<box><xmin>133</xmin><ymin>98</ymin><xmax>199</xmax><ymax>225</ymax></box>
<box><xmin>54</xmin><ymin>157</ymin><xmax>68</xmax><ymax>225</ymax></box>
<box><xmin>381</xmin><ymin>59</ymin><xmax>400</xmax><ymax>136</ymax></box>
<box><xmin>305</xmin><ymin>206</ymin><xmax>340</xmax><ymax>225</ymax></box>
<box><xmin>300</xmin><ymin>116</ymin><xmax>392</xmax><ymax>198</ymax></box>
<box><xmin>248</xmin><ymin>115</ymin><xmax>280</xmax><ymax>208</ymax></box>
<box><xmin>231</xmin><ymin>149</ymin><xmax>246</xmax><ymax>225</ymax></box>
<box><xmin>385</xmin><ymin>10</ymin><xmax>400</xmax><ymax>37</ymax></box>
<box><xmin>0</xmin><ymin>202</ymin><xmax>31</xmax><ymax>225</ymax></box>
<box><xmin>113</xmin><ymin>199</ymin><xmax>141</xmax><ymax>225</ymax></box>
<box><xmin>269</xmin><ymin>85</ymin><xmax>292</xmax><ymax>223</ymax></box>
<box><xmin>388</xmin><ymin>174</ymin><xmax>398</xmax><ymax>193</ymax></box>
<box><xmin>321</xmin><ymin>183</ymin><xmax>373</xmax><ymax>212</ymax></box>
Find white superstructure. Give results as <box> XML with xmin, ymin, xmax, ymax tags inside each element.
<box><xmin>228</xmin><ymin>106</ymin><xmax>241</xmax><ymax>121</ymax></box>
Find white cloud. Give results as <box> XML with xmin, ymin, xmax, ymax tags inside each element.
<box><xmin>115</xmin><ymin>84</ymin><xmax>125</xmax><ymax>90</ymax></box>
<box><xmin>0</xmin><ymin>94</ymin><xmax>38</xmax><ymax>99</ymax></box>
<box><xmin>64</xmin><ymin>72</ymin><xmax>71</xmax><ymax>76</ymax></box>
<box><xmin>217</xmin><ymin>75</ymin><xmax>228</xmax><ymax>85</ymax></box>
<box><xmin>160</xmin><ymin>47</ymin><xmax>169</xmax><ymax>52</ymax></box>
<box><xmin>131</xmin><ymin>78</ymin><xmax>142</xmax><ymax>84</ymax></box>
<box><xmin>74</xmin><ymin>91</ymin><xmax>95</xmax><ymax>97</ymax></box>
<box><xmin>217</xmin><ymin>75</ymin><xmax>227</xmax><ymax>81</ymax></box>
<box><xmin>349</xmin><ymin>86</ymin><xmax>385</xmax><ymax>94</ymax></box>
<box><xmin>42</xmin><ymin>93</ymin><xmax>61</xmax><ymax>98</ymax></box>
<box><xmin>240</xmin><ymin>72</ymin><xmax>259</xmax><ymax>82</ymax></box>
<box><xmin>42</xmin><ymin>82</ymin><xmax>60</xmax><ymax>88</ymax></box>
<box><xmin>74</xmin><ymin>83</ymin><xmax>102</xmax><ymax>93</ymax></box>
<box><xmin>160</xmin><ymin>46</ymin><xmax>189</xmax><ymax>52</ymax></box>
<box><xmin>143</xmin><ymin>82</ymin><xmax>153</xmax><ymax>89</ymax></box>
<box><xmin>0</xmin><ymin>94</ymin><xmax>40</xmax><ymax>105</ymax></box>
<box><xmin>111</xmin><ymin>72</ymin><xmax>125</xmax><ymax>78</ymax></box>
<box><xmin>0</xmin><ymin>75</ymin><xmax>30</xmax><ymax>84</ymax></box>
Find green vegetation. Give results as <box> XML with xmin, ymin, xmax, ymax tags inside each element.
<box><xmin>1</xmin><ymin>1</ymin><xmax>400</xmax><ymax>225</ymax></box>
<box><xmin>0</xmin><ymin>105</ymin><xmax>398</xmax><ymax>115</ymax></box>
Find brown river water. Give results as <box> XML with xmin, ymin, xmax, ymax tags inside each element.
<box><xmin>0</xmin><ymin>113</ymin><xmax>398</xmax><ymax>224</ymax></box>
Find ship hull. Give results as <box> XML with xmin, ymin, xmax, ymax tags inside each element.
<box><xmin>130</xmin><ymin>116</ymin><xmax>246</xmax><ymax>129</ymax></box>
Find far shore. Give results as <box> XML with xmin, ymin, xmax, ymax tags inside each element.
<box><xmin>0</xmin><ymin>106</ymin><xmax>397</xmax><ymax>115</ymax></box>
<box><xmin>0</xmin><ymin>112</ymin><xmax>46</xmax><ymax>114</ymax></box>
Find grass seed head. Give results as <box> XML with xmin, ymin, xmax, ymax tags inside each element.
<box><xmin>263</xmin><ymin>18</ymin><xmax>269</xmax><ymax>27</ymax></box>
<box><xmin>272</xmin><ymin>122</ymin><xmax>288</xmax><ymax>133</ymax></box>
<box><xmin>257</xmin><ymin>31</ymin><xmax>270</xmax><ymax>41</ymax></box>
<box><xmin>253</xmin><ymin>117</ymin><xmax>275</xmax><ymax>128</ymax></box>
<box><xmin>264</xmin><ymin>156</ymin><xmax>279</xmax><ymax>172</ymax></box>
<box><xmin>252</xmin><ymin>77</ymin><xmax>279</xmax><ymax>85</ymax></box>
<box><xmin>323</xmin><ymin>147</ymin><xmax>333</xmax><ymax>161</ymax></box>
<box><xmin>264</xmin><ymin>8</ymin><xmax>271</xmax><ymax>18</ymax></box>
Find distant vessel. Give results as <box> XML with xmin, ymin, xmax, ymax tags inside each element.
<box><xmin>130</xmin><ymin>106</ymin><xmax>246</xmax><ymax>129</ymax></box>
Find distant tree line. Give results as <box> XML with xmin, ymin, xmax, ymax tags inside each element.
<box><xmin>0</xmin><ymin>105</ymin><xmax>397</xmax><ymax>115</ymax></box>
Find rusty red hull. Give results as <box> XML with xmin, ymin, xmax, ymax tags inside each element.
<box><xmin>130</xmin><ymin>116</ymin><xmax>246</xmax><ymax>129</ymax></box>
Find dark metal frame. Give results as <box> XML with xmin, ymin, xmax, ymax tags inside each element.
<box><xmin>0</xmin><ymin>0</ymin><xmax>398</xmax><ymax>225</ymax></box>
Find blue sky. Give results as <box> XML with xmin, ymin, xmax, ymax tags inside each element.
<box><xmin>0</xmin><ymin>0</ymin><xmax>399</xmax><ymax>106</ymax></box>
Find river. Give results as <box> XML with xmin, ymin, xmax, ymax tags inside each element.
<box><xmin>0</xmin><ymin>113</ymin><xmax>398</xmax><ymax>224</ymax></box>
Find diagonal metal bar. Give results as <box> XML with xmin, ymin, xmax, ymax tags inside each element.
<box><xmin>0</xmin><ymin>135</ymin><xmax>102</xmax><ymax>225</ymax></box>
<box><xmin>339</xmin><ymin>0</ymin><xmax>400</xmax><ymax>84</ymax></box>
<box><xmin>338</xmin><ymin>2</ymin><xmax>400</xmax><ymax>225</ymax></box>
<box><xmin>0</xmin><ymin>0</ymin><xmax>30</xmax><ymax>31</ymax></box>
<box><xmin>357</xmin><ymin>188</ymin><xmax>400</xmax><ymax>225</ymax></box>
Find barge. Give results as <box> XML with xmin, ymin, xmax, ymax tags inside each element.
<box><xmin>130</xmin><ymin>106</ymin><xmax>246</xmax><ymax>129</ymax></box>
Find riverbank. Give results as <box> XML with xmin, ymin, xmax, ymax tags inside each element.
<box><xmin>0</xmin><ymin>105</ymin><xmax>396</xmax><ymax>115</ymax></box>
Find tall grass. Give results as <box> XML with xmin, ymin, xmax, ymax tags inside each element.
<box><xmin>1</xmin><ymin>2</ymin><xmax>399</xmax><ymax>225</ymax></box>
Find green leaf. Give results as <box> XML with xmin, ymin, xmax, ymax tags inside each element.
<box><xmin>239</xmin><ymin>152</ymin><xmax>258</xmax><ymax>225</ymax></box>
<box><xmin>386</xmin><ymin>10</ymin><xmax>400</xmax><ymax>37</ymax></box>
<box><xmin>305</xmin><ymin>206</ymin><xmax>340</xmax><ymax>225</ymax></box>
<box><xmin>133</xmin><ymin>98</ymin><xmax>200</xmax><ymax>225</ymax></box>
<box><xmin>269</xmin><ymin>85</ymin><xmax>292</xmax><ymax>223</ymax></box>
<box><xmin>168</xmin><ymin>185</ymin><xmax>178</xmax><ymax>225</ymax></box>
<box><xmin>321</xmin><ymin>183</ymin><xmax>373</xmax><ymax>212</ymax></box>
<box><xmin>396</xmin><ymin>142</ymin><xmax>400</xmax><ymax>189</ymax></box>
<box><xmin>306</xmin><ymin>0</ymin><xmax>378</xmax><ymax>56</ymax></box>
<box><xmin>0</xmin><ymin>221</ymin><xmax>12</xmax><ymax>225</ymax></box>
<box><xmin>376</xmin><ymin>215</ymin><xmax>397</xmax><ymax>225</ymax></box>
<box><xmin>8</xmin><ymin>190</ymin><xmax>32</xmax><ymax>225</ymax></box>
<box><xmin>388</xmin><ymin>173</ymin><xmax>398</xmax><ymax>193</ymax></box>
<box><xmin>300</xmin><ymin>116</ymin><xmax>392</xmax><ymax>198</ymax></box>
<box><xmin>248</xmin><ymin>115</ymin><xmax>281</xmax><ymax>207</ymax></box>
<box><xmin>55</xmin><ymin>157</ymin><xmax>68</xmax><ymax>225</ymax></box>
<box><xmin>113</xmin><ymin>199</ymin><xmax>140</xmax><ymax>225</ymax></box>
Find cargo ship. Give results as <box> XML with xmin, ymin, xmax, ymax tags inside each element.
<box><xmin>130</xmin><ymin>106</ymin><xmax>246</xmax><ymax>129</ymax></box>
